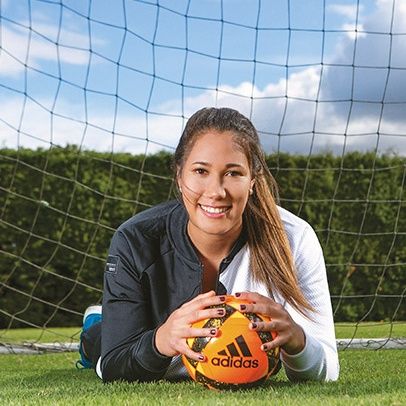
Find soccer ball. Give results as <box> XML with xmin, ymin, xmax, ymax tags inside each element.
<box><xmin>182</xmin><ymin>296</ymin><xmax>280</xmax><ymax>390</ymax></box>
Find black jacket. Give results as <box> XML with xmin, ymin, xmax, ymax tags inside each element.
<box><xmin>101</xmin><ymin>200</ymin><xmax>246</xmax><ymax>382</ymax></box>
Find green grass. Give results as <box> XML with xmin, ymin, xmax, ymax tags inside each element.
<box><xmin>1</xmin><ymin>323</ymin><xmax>405</xmax><ymax>405</ymax></box>
<box><xmin>1</xmin><ymin>322</ymin><xmax>406</xmax><ymax>344</ymax></box>
<box><xmin>0</xmin><ymin>327</ymin><xmax>81</xmax><ymax>344</ymax></box>
<box><xmin>334</xmin><ymin>322</ymin><xmax>406</xmax><ymax>340</ymax></box>
<box><xmin>0</xmin><ymin>350</ymin><xmax>405</xmax><ymax>405</ymax></box>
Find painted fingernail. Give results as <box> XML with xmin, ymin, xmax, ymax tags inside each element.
<box><xmin>251</xmin><ymin>322</ymin><xmax>257</xmax><ymax>329</ymax></box>
<box><xmin>198</xmin><ymin>355</ymin><xmax>205</xmax><ymax>361</ymax></box>
<box><xmin>217</xmin><ymin>309</ymin><xmax>225</xmax><ymax>316</ymax></box>
<box><xmin>235</xmin><ymin>292</ymin><xmax>241</xmax><ymax>297</ymax></box>
<box><xmin>219</xmin><ymin>296</ymin><xmax>226</xmax><ymax>302</ymax></box>
<box><xmin>240</xmin><ymin>304</ymin><xmax>246</xmax><ymax>311</ymax></box>
<box><xmin>210</xmin><ymin>329</ymin><xmax>216</xmax><ymax>335</ymax></box>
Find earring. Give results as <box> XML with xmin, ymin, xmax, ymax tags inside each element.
<box><xmin>179</xmin><ymin>186</ymin><xmax>182</xmax><ymax>194</ymax></box>
<box><xmin>249</xmin><ymin>188</ymin><xmax>253</xmax><ymax>195</ymax></box>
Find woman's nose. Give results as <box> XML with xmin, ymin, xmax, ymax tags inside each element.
<box><xmin>204</xmin><ymin>175</ymin><xmax>226</xmax><ymax>199</ymax></box>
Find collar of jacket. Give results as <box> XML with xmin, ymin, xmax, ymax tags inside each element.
<box><xmin>166</xmin><ymin>200</ymin><xmax>248</xmax><ymax>273</ymax></box>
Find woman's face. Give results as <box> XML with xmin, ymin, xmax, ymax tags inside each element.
<box><xmin>178</xmin><ymin>130</ymin><xmax>254</xmax><ymax>241</ymax></box>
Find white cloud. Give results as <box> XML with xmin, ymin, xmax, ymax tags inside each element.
<box><xmin>0</xmin><ymin>22</ymin><xmax>97</xmax><ymax>77</ymax></box>
<box><xmin>341</xmin><ymin>23</ymin><xmax>367</xmax><ymax>39</ymax></box>
<box><xmin>322</xmin><ymin>0</ymin><xmax>406</xmax><ymax>138</ymax></box>
<box><xmin>2</xmin><ymin>60</ymin><xmax>405</xmax><ymax>156</ymax></box>
<box><xmin>371</xmin><ymin>0</ymin><xmax>406</xmax><ymax>32</ymax></box>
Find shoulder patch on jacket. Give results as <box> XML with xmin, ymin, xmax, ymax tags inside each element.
<box><xmin>105</xmin><ymin>255</ymin><xmax>119</xmax><ymax>275</ymax></box>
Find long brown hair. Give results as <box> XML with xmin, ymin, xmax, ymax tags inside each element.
<box><xmin>174</xmin><ymin>107</ymin><xmax>314</xmax><ymax>316</ymax></box>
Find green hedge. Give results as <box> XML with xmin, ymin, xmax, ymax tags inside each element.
<box><xmin>0</xmin><ymin>147</ymin><xmax>404</xmax><ymax>327</ymax></box>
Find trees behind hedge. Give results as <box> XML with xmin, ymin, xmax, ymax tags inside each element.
<box><xmin>0</xmin><ymin>146</ymin><xmax>404</xmax><ymax>327</ymax></box>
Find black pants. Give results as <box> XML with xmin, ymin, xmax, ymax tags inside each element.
<box><xmin>82</xmin><ymin>321</ymin><xmax>102</xmax><ymax>368</ymax></box>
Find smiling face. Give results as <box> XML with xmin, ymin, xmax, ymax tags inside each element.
<box><xmin>178</xmin><ymin>130</ymin><xmax>254</xmax><ymax>243</ymax></box>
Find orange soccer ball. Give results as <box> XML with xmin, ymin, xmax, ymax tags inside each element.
<box><xmin>182</xmin><ymin>296</ymin><xmax>280</xmax><ymax>390</ymax></box>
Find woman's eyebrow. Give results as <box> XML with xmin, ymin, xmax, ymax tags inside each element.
<box><xmin>191</xmin><ymin>161</ymin><xmax>244</xmax><ymax>168</ymax></box>
<box><xmin>191</xmin><ymin>161</ymin><xmax>210</xmax><ymax>166</ymax></box>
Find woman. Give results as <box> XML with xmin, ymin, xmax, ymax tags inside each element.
<box><xmin>78</xmin><ymin>107</ymin><xmax>339</xmax><ymax>383</ymax></box>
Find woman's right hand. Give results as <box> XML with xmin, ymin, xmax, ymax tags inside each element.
<box><xmin>155</xmin><ymin>290</ymin><xmax>226</xmax><ymax>361</ymax></box>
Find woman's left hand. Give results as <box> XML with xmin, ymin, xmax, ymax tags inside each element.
<box><xmin>235</xmin><ymin>291</ymin><xmax>306</xmax><ymax>355</ymax></box>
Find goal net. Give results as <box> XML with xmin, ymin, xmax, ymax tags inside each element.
<box><xmin>0</xmin><ymin>0</ymin><xmax>405</xmax><ymax>352</ymax></box>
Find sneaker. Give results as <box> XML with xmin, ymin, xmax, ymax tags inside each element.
<box><xmin>76</xmin><ymin>305</ymin><xmax>102</xmax><ymax>369</ymax></box>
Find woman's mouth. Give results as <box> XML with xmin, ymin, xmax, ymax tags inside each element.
<box><xmin>199</xmin><ymin>204</ymin><xmax>230</xmax><ymax>216</ymax></box>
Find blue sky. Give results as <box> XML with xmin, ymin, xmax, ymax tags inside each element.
<box><xmin>0</xmin><ymin>0</ymin><xmax>405</xmax><ymax>155</ymax></box>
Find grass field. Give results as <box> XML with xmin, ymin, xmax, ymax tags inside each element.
<box><xmin>0</xmin><ymin>350</ymin><xmax>405</xmax><ymax>405</ymax></box>
<box><xmin>1</xmin><ymin>323</ymin><xmax>406</xmax><ymax>405</ymax></box>
<box><xmin>1</xmin><ymin>322</ymin><xmax>406</xmax><ymax>344</ymax></box>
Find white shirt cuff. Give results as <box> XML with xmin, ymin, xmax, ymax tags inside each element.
<box><xmin>280</xmin><ymin>333</ymin><xmax>321</xmax><ymax>373</ymax></box>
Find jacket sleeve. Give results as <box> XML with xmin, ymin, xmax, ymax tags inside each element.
<box><xmin>100</xmin><ymin>229</ymin><xmax>172</xmax><ymax>382</ymax></box>
<box><xmin>280</xmin><ymin>224</ymin><xmax>340</xmax><ymax>382</ymax></box>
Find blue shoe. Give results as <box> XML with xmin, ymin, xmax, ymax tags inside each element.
<box><xmin>76</xmin><ymin>305</ymin><xmax>102</xmax><ymax>369</ymax></box>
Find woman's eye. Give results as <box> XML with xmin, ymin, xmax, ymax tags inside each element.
<box><xmin>194</xmin><ymin>168</ymin><xmax>206</xmax><ymax>175</ymax></box>
<box><xmin>226</xmin><ymin>171</ymin><xmax>241</xmax><ymax>177</ymax></box>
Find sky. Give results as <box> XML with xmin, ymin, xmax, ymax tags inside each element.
<box><xmin>0</xmin><ymin>0</ymin><xmax>405</xmax><ymax>155</ymax></box>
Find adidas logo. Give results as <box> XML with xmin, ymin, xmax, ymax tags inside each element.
<box><xmin>211</xmin><ymin>335</ymin><xmax>259</xmax><ymax>368</ymax></box>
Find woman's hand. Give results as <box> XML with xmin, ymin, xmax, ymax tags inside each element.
<box><xmin>235</xmin><ymin>291</ymin><xmax>306</xmax><ymax>355</ymax></box>
<box><xmin>155</xmin><ymin>291</ymin><xmax>226</xmax><ymax>361</ymax></box>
